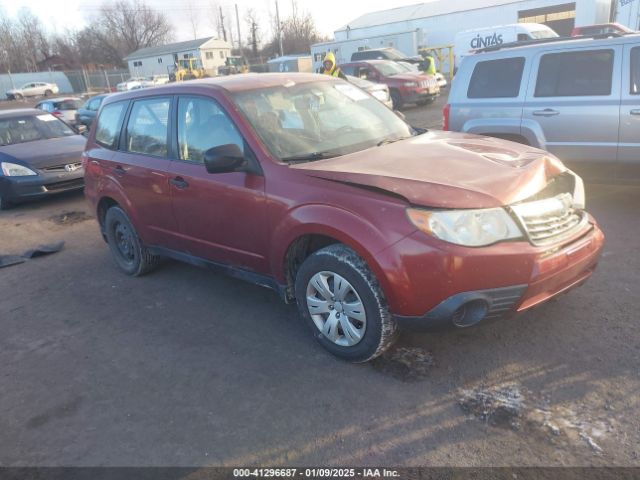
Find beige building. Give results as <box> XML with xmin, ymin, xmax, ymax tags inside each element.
<box><xmin>125</xmin><ymin>37</ymin><xmax>232</xmax><ymax>78</ymax></box>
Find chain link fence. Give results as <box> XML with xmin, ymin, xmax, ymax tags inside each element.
<box><xmin>1</xmin><ymin>69</ymin><xmax>131</xmax><ymax>97</ymax></box>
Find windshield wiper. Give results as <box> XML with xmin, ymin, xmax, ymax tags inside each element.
<box><xmin>282</xmin><ymin>152</ymin><xmax>338</xmax><ymax>163</ymax></box>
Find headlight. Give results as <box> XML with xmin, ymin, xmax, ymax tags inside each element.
<box><xmin>1</xmin><ymin>162</ymin><xmax>38</xmax><ymax>177</ymax></box>
<box><xmin>407</xmin><ymin>207</ymin><xmax>523</xmax><ymax>247</ymax></box>
<box><xmin>404</xmin><ymin>82</ymin><xmax>418</xmax><ymax>87</ymax></box>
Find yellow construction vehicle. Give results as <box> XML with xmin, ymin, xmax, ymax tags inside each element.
<box><xmin>169</xmin><ymin>58</ymin><xmax>208</xmax><ymax>82</ymax></box>
<box><xmin>218</xmin><ymin>56</ymin><xmax>249</xmax><ymax>75</ymax></box>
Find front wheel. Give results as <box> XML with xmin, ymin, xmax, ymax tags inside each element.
<box><xmin>104</xmin><ymin>206</ymin><xmax>161</xmax><ymax>276</ymax></box>
<box><xmin>44</xmin><ymin>89</ymin><xmax>53</xmax><ymax>97</ymax></box>
<box><xmin>295</xmin><ymin>244</ymin><xmax>398</xmax><ymax>362</ymax></box>
<box><xmin>0</xmin><ymin>196</ymin><xmax>13</xmax><ymax>210</ymax></box>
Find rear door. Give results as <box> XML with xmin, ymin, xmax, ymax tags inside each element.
<box><xmin>111</xmin><ymin>96</ymin><xmax>179</xmax><ymax>247</ymax></box>
<box><xmin>168</xmin><ymin>95</ymin><xmax>269</xmax><ymax>273</ymax></box>
<box><xmin>523</xmin><ymin>46</ymin><xmax>622</xmax><ymax>178</ymax></box>
<box><xmin>618</xmin><ymin>44</ymin><xmax>640</xmax><ymax>180</ymax></box>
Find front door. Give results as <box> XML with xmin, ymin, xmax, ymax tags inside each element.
<box><xmin>168</xmin><ymin>95</ymin><xmax>269</xmax><ymax>274</ymax></box>
<box><xmin>618</xmin><ymin>45</ymin><xmax>640</xmax><ymax>180</ymax></box>
<box><xmin>523</xmin><ymin>47</ymin><xmax>622</xmax><ymax>179</ymax></box>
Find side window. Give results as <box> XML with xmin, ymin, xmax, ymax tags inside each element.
<box><xmin>631</xmin><ymin>47</ymin><xmax>639</xmax><ymax>95</ymax></box>
<box><xmin>535</xmin><ymin>49</ymin><xmax>614</xmax><ymax>97</ymax></box>
<box><xmin>177</xmin><ymin>96</ymin><xmax>244</xmax><ymax>163</ymax></box>
<box><xmin>358</xmin><ymin>67</ymin><xmax>372</xmax><ymax>80</ymax></box>
<box><xmin>467</xmin><ymin>57</ymin><xmax>525</xmax><ymax>98</ymax></box>
<box><xmin>125</xmin><ymin>97</ymin><xmax>170</xmax><ymax>157</ymax></box>
<box><xmin>95</xmin><ymin>102</ymin><xmax>127</xmax><ymax>149</ymax></box>
<box><xmin>88</xmin><ymin>98</ymin><xmax>101</xmax><ymax>111</ymax></box>
<box><xmin>341</xmin><ymin>65</ymin><xmax>355</xmax><ymax>76</ymax></box>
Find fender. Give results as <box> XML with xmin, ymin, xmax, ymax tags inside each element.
<box><xmin>463</xmin><ymin>117</ymin><xmax>523</xmax><ymax>137</ymax></box>
<box><xmin>269</xmin><ymin>203</ymin><xmax>411</xmax><ymax>308</ymax></box>
<box><xmin>520</xmin><ymin>119</ymin><xmax>547</xmax><ymax>150</ymax></box>
<box><xmin>95</xmin><ymin>175</ymin><xmax>145</xmax><ymax>240</ymax></box>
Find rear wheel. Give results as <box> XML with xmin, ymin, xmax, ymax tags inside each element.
<box><xmin>14</xmin><ymin>93</ymin><xmax>23</xmax><ymax>100</ymax></box>
<box><xmin>104</xmin><ymin>206</ymin><xmax>161</xmax><ymax>276</ymax></box>
<box><xmin>294</xmin><ymin>244</ymin><xmax>398</xmax><ymax>362</ymax></box>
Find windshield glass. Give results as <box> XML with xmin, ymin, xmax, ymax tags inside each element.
<box><xmin>530</xmin><ymin>30</ymin><xmax>558</xmax><ymax>39</ymax></box>
<box><xmin>383</xmin><ymin>49</ymin><xmax>407</xmax><ymax>60</ymax></box>
<box><xmin>234</xmin><ymin>80</ymin><xmax>414</xmax><ymax>162</ymax></box>
<box><xmin>375</xmin><ymin>62</ymin><xmax>407</xmax><ymax>76</ymax></box>
<box><xmin>54</xmin><ymin>99</ymin><xmax>81</xmax><ymax>110</ymax></box>
<box><xmin>0</xmin><ymin>114</ymin><xmax>76</xmax><ymax>146</ymax></box>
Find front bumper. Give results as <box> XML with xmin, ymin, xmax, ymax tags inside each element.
<box><xmin>401</xmin><ymin>87</ymin><xmax>439</xmax><ymax>103</ymax></box>
<box><xmin>0</xmin><ymin>169</ymin><xmax>85</xmax><ymax>202</ymax></box>
<box><xmin>386</xmin><ymin>221</ymin><xmax>604</xmax><ymax>330</ymax></box>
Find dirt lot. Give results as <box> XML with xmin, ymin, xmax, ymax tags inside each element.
<box><xmin>1</xmin><ymin>94</ymin><xmax>639</xmax><ymax>467</ymax></box>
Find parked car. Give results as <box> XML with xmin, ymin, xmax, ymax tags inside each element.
<box><xmin>5</xmin><ymin>82</ymin><xmax>59</xmax><ymax>100</ymax></box>
<box><xmin>444</xmin><ymin>33</ymin><xmax>640</xmax><ymax>181</ymax></box>
<box><xmin>35</xmin><ymin>97</ymin><xmax>83</xmax><ymax>126</ymax></box>
<box><xmin>147</xmin><ymin>75</ymin><xmax>170</xmax><ymax>86</ymax></box>
<box><xmin>340</xmin><ymin>60</ymin><xmax>439</xmax><ymax>109</ymax></box>
<box><xmin>347</xmin><ymin>75</ymin><xmax>393</xmax><ymax>109</ymax></box>
<box><xmin>397</xmin><ymin>61</ymin><xmax>448</xmax><ymax>89</ymax></box>
<box><xmin>571</xmin><ymin>23</ymin><xmax>635</xmax><ymax>37</ymax></box>
<box><xmin>351</xmin><ymin>47</ymin><xmax>422</xmax><ymax>64</ymax></box>
<box><xmin>0</xmin><ymin>109</ymin><xmax>86</xmax><ymax>209</ymax></box>
<box><xmin>116</xmin><ymin>77</ymin><xmax>153</xmax><ymax>91</ymax></box>
<box><xmin>84</xmin><ymin>73</ymin><xmax>604</xmax><ymax>362</ymax></box>
<box><xmin>75</xmin><ymin>94</ymin><xmax>109</xmax><ymax>129</ymax></box>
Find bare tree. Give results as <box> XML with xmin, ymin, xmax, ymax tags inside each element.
<box><xmin>87</xmin><ymin>0</ymin><xmax>173</xmax><ymax>66</ymax></box>
<box><xmin>245</xmin><ymin>9</ymin><xmax>261</xmax><ymax>59</ymax></box>
<box><xmin>186</xmin><ymin>0</ymin><xmax>200</xmax><ymax>40</ymax></box>
<box><xmin>263</xmin><ymin>2</ymin><xmax>322</xmax><ymax>57</ymax></box>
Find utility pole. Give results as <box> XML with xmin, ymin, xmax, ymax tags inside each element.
<box><xmin>275</xmin><ymin>0</ymin><xmax>283</xmax><ymax>57</ymax></box>
<box><xmin>235</xmin><ymin>4</ymin><xmax>243</xmax><ymax>52</ymax></box>
<box><xmin>219</xmin><ymin>7</ymin><xmax>227</xmax><ymax>42</ymax></box>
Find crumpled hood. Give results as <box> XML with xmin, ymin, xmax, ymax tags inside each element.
<box><xmin>0</xmin><ymin>135</ymin><xmax>86</xmax><ymax>169</ymax></box>
<box><xmin>292</xmin><ymin>131</ymin><xmax>567</xmax><ymax>209</ymax></box>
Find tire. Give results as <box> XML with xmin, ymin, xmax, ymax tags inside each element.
<box><xmin>44</xmin><ymin>89</ymin><xmax>53</xmax><ymax>97</ymax></box>
<box><xmin>14</xmin><ymin>93</ymin><xmax>23</xmax><ymax>100</ymax></box>
<box><xmin>390</xmin><ymin>90</ymin><xmax>403</xmax><ymax>110</ymax></box>
<box><xmin>104</xmin><ymin>206</ymin><xmax>161</xmax><ymax>276</ymax></box>
<box><xmin>0</xmin><ymin>196</ymin><xmax>13</xmax><ymax>211</ymax></box>
<box><xmin>294</xmin><ymin>244</ymin><xmax>398</xmax><ymax>362</ymax></box>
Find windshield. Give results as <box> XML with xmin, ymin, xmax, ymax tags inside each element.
<box><xmin>375</xmin><ymin>62</ymin><xmax>408</xmax><ymax>76</ymax></box>
<box><xmin>530</xmin><ymin>30</ymin><xmax>558</xmax><ymax>39</ymax></box>
<box><xmin>383</xmin><ymin>48</ymin><xmax>407</xmax><ymax>60</ymax></box>
<box><xmin>53</xmin><ymin>99</ymin><xmax>81</xmax><ymax>110</ymax></box>
<box><xmin>0</xmin><ymin>114</ymin><xmax>76</xmax><ymax>146</ymax></box>
<box><xmin>234</xmin><ymin>80</ymin><xmax>414</xmax><ymax>162</ymax></box>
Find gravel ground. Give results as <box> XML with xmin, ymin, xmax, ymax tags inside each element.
<box><xmin>0</xmin><ymin>91</ymin><xmax>639</xmax><ymax>467</ymax></box>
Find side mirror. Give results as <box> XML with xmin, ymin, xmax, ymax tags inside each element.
<box><xmin>203</xmin><ymin>144</ymin><xmax>246</xmax><ymax>174</ymax></box>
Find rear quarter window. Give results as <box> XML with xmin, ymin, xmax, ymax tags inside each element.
<box><xmin>535</xmin><ymin>49</ymin><xmax>614</xmax><ymax>97</ymax></box>
<box><xmin>631</xmin><ymin>47</ymin><xmax>640</xmax><ymax>95</ymax></box>
<box><xmin>467</xmin><ymin>57</ymin><xmax>525</xmax><ymax>99</ymax></box>
<box><xmin>95</xmin><ymin>102</ymin><xmax>127</xmax><ymax>149</ymax></box>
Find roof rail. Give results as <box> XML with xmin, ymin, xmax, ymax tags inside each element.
<box><xmin>475</xmin><ymin>32</ymin><xmax>629</xmax><ymax>54</ymax></box>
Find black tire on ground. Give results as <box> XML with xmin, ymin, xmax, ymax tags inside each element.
<box><xmin>390</xmin><ymin>90</ymin><xmax>403</xmax><ymax>110</ymax></box>
<box><xmin>15</xmin><ymin>93</ymin><xmax>23</xmax><ymax>100</ymax></box>
<box><xmin>104</xmin><ymin>206</ymin><xmax>161</xmax><ymax>276</ymax></box>
<box><xmin>294</xmin><ymin>244</ymin><xmax>398</xmax><ymax>362</ymax></box>
<box><xmin>0</xmin><ymin>196</ymin><xmax>13</xmax><ymax>211</ymax></box>
<box><xmin>44</xmin><ymin>89</ymin><xmax>53</xmax><ymax>97</ymax></box>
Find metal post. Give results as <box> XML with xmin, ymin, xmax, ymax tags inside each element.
<box><xmin>7</xmin><ymin>69</ymin><xmax>15</xmax><ymax>90</ymax></box>
<box><xmin>104</xmin><ymin>70</ymin><xmax>111</xmax><ymax>91</ymax></box>
<box><xmin>275</xmin><ymin>0</ymin><xmax>283</xmax><ymax>56</ymax></box>
<box><xmin>82</xmin><ymin>68</ymin><xmax>90</xmax><ymax>93</ymax></box>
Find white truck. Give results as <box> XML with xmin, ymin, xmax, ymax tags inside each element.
<box><xmin>454</xmin><ymin>23</ymin><xmax>558</xmax><ymax>66</ymax></box>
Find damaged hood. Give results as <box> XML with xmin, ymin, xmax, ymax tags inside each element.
<box><xmin>292</xmin><ymin>131</ymin><xmax>567</xmax><ymax>209</ymax></box>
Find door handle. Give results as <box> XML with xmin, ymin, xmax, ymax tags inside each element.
<box><xmin>533</xmin><ymin>109</ymin><xmax>560</xmax><ymax>117</ymax></box>
<box><xmin>113</xmin><ymin>165</ymin><xmax>125</xmax><ymax>176</ymax></box>
<box><xmin>169</xmin><ymin>177</ymin><xmax>189</xmax><ymax>189</ymax></box>
<box><xmin>631</xmin><ymin>109</ymin><xmax>640</xmax><ymax>116</ymax></box>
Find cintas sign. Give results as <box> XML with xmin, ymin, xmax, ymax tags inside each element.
<box><xmin>470</xmin><ymin>32</ymin><xmax>504</xmax><ymax>50</ymax></box>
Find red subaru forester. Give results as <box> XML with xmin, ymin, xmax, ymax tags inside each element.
<box><xmin>83</xmin><ymin>74</ymin><xmax>604</xmax><ymax>362</ymax></box>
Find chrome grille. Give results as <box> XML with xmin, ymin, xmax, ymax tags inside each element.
<box><xmin>44</xmin><ymin>162</ymin><xmax>82</xmax><ymax>172</ymax></box>
<box><xmin>511</xmin><ymin>193</ymin><xmax>588</xmax><ymax>247</ymax></box>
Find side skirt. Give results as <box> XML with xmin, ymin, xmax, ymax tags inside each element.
<box><xmin>147</xmin><ymin>245</ymin><xmax>289</xmax><ymax>302</ymax></box>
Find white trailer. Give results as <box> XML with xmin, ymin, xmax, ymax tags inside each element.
<box><xmin>310</xmin><ymin>29</ymin><xmax>423</xmax><ymax>72</ymax></box>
